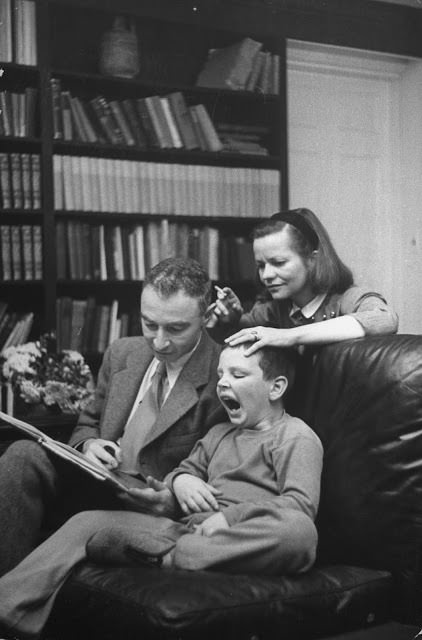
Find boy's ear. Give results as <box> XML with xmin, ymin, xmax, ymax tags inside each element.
<box><xmin>269</xmin><ymin>376</ymin><xmax>288</xmax><ymax>401</ymax></box>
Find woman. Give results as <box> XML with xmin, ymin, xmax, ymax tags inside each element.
<box><xmin>208</xmin><ymin>208</ymin><xmax>398</xmax><ymax>353</ymax></box>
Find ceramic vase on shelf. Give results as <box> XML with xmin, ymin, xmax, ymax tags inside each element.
<box><xmin>99</xmin><ymin>16</ymin><xmax>140</xmax><ymax>78</ymax></box>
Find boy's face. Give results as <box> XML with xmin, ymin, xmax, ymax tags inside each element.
<box><xmin>216</xmin><ymin>347</ymin><xmax>277</xmax><ymax>430</ymax></box>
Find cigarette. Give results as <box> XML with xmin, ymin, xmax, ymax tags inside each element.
<box><xmin>215</xmin><ymin>285</ymin><xmax>227</xmax><ymax>299</ymax></box>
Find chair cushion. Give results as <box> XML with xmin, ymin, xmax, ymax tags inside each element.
<box><xmin>47</xmin><ymin>563</ymin><xmax>393</xmax><ymax>640</ymax></box>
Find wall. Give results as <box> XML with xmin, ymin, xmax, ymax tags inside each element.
<box><xmin>287</xmin><ymin>41</ymin><xmax>422</xmax><ymax>334</ymax></box>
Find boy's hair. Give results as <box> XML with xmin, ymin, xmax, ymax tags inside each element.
<box><xmin>252</xmin><ymin>208</ymin><xmax>354</xmax><ymax>295</ymax></box>
<box><xmin>144</xmin><ymin>257</ymin><xmax>212</xmax><ymax>315</ymax></box>
<box><xmin>223</xmin><ymin>341</ymin><xmax>297</xmax><ymax>387</ymax></box>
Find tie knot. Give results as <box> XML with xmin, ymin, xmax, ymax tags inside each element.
<box><xmin>155</xmin><ymin>361</ymin><xmax>167</xmax><ymax>378</ymax></box>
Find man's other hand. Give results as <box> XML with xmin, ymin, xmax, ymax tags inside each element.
<box><xmin>82</xmin><ymin>439</ymin><xmax>121</xmax><ymax>470</ymax></box>
<box><xmin>123</xmin><ymin>476</ymin><xmax>177</xmax><ymax>516</ymax></box>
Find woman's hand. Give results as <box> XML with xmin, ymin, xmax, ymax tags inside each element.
<box><xmin>225</xmin><ymin>326</ymin><xmax>298</xmax><ymax>355</ymax></box>
<box><xmin>173</xmin><ymin>474</ymin><xmax>222</xmax><ymax>515</ymax></box>
<box><xmin>205</xmin><ymin>287</ymin><xmax>243</xmax><ymax>328</ymax></box>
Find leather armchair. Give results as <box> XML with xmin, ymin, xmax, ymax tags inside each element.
<box><xmin>46</xmin><ymin>335</ymin><xmax>422</xmax><ymax>639</ymax></box>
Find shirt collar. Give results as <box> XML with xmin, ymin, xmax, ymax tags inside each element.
<box><xmin>289</xmin><ymin>293</ymin><xmax>327</xmax><ymax>319</ymax></box>
<box><xmin>152</xmin><ymin>333</ymin><xmax>202</xmax><ymax>377</ymax></box>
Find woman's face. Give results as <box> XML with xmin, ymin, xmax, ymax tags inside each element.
<box><xmin>253</xmin><ymin>228</ymin><xmax>314</xmax><ymax>307</ymax></box>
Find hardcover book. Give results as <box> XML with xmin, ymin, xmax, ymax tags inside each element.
<box><xmin>166</xmin><ymin>92</ymin><xmax>199</xmax><ymax>150</ymax></box>
<box><xmin>0</xmin><ymin>411</ymin><xmax>135</xmax><ymax>492</ymax></box>
<box><xmin>196</xmin><ymin>37</ymin><xmax>263</xmax><ymax>90</ymax></box>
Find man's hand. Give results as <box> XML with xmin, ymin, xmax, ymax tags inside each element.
<box><xmin>173</xmin><ymin>473</ymin><xmax>222</xmax><ymax>515</ymax></box>
<box><xmin>193</xmin><ymin>512</ymin><xmax>229</xmax><ymax>537</ymax></box>
<box><xmin>122</xmin><ymin>476</ymin><xmax>178</xmax><ymax>516</ymax></box>
<box><xmin>82</xmin><ymin>438</ymin><xmax>121</xmax><ymax>470</ymax></box>
<box><xmin>205</xmin><ymin>287</ymin><xmax>243</xmax><ymax>328</ymax></box>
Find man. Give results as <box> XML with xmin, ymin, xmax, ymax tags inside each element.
<box><xmin>0</xmin><ymin>257</ymin><xmax>225</xmax><ymax>576</ymax></box>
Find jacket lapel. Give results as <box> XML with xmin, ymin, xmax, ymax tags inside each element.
<box><xmin>141</xmin><ymin>332</ymin><xmax>214</xmax><ymax>448</ymax></box>
<box><xmin>101</xmin><ymin>341</ymin><xmax>153</xmax><ymax>439</ymax></box>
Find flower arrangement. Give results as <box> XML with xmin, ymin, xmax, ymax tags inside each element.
<box><xmin>1</xmin><ymin>337</ymin><xmax>95</xmax><ymax>414</ymax></box>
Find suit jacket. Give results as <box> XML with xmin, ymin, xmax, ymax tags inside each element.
<box><xmin>69</xmin><ymin>332</ymin><xmax>226</xmax><ymax>480</ymax></box>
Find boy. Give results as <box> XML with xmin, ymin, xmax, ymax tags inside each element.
<box><xmin>0</xmin><ymin>343</ymin><xmax>323</xmax><ymax>639</ymax></box>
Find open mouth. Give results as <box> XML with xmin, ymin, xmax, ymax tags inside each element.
<box><xmin>220</xmin><ymin>396</ymin><xmax>241</xmax><ymax>412</ymax></box>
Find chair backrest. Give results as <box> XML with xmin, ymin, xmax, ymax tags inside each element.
<box><xmin>293</xmin><ymin>335</ymin><xmax>422</xmax><ymax>579</ymax></box>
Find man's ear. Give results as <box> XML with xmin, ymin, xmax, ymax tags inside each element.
<box><xmin>269</xmin><ymin>376</ymin><xmax>288</xmax><ymax>401</ymax></box>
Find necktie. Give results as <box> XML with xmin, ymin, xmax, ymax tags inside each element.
<box><xmin>291</xmin><ymin>309</ymin><xmax>308</xmax><ymax>325</ymax></box>
<box><xmin>120</xmin><ymin>361</ymin><xmax>168</xmax><ymax>475</ymax></box>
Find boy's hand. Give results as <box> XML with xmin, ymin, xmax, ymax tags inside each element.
<box><xmin>173</xmin><ymin>474</ymin><xmax>222</xmax><ymax>514</ymax></box>
<box><xmin>205</xmin><ymin>287</ymin><xmax>243</xmax><ymax>328</ymax></box>
<box><xmin>193</xmin><ymin>512</ymin><xmax>229</xmax><ymax>536</ymax></box>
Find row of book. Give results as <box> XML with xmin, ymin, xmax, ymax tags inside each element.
<box><xmin>0</xmin><ymin>224</ymin><xmax>43</xmax><ymax>281</ymax></box>
<box><xmin>56</xmin><ymin>297</ymin><xmax>140</xmax><ymax>354</ymax></box>
<box><xmin>196</xmin><ymin>37</ymin><xmax>280</xmax><ymax>94</ymax></box>
<box><xmin>0</xmin><ymin>153</ymin><xmax>41</xmax><ymax>210</ymax></box>
<box><xmin>56</xmin><ymin>219</ymin><xmax>256</xmax><ymax>283</ymax></box>
<box><xmin>51</xmin><ymin>80</ymin><xmax>243</xmax><ymax>154</ymax></box>
<box><xmin>53</xmin><ymin>155</ymin><xmax>280</xmax><ymax>218</ymax></box>
<box><xmin>0</xmin><ymin>88</ymin><xmax>38</xmax><ymax>138</ymax></box>
<box><xmin>0</xmin><ymin>302</ymin><xmax>34</xmax><ymax>354</ymax></box>
<box><xmin>0</xmin><ymin>0</ymin><xmax>37</xmax><ymax>65</ymax></box>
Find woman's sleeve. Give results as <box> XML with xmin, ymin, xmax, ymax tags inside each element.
<box><xmin>340</xmin><ymin>286</ymin><xmax>398</xmax><ymax>335</ymax></box>
<box><xmin>239</xmin><ymin>301</ymin><xmax>280</xmax><ymax>328</ymax></box>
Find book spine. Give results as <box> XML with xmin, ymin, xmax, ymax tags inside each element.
<box><xmin>24</xmin><ymin>86</ymin><xmax>37</xmax><ymax>137</ymax></box>
<box><xmin>0</xmin><ymin>0</ymin><xmax>12</xmax><ymax>62</ymax></box>
<box><xmin>10</xmin><ymin>225</ymin><xmax>23</xmax><ymax>280</ymax></box>
<box><xmin>10</xmin><ymin>152</ymin><xmax>23</xmax><ymax>209</ymax></box>
<box><xmin>50</xmin><ymin>78</ymin><xmax>63</xmax><ymax>140</ymax></box>
<box><xmin>21</xmin><ymin>224</ymin><xmax>33</xmax><ymax>280</ymax></box>
<box><xmin>21</xmin><ymin>152</ymin><xmax>31</xmax><ymax>208</ymax></box>
<box><xmin>0</xmin><ymin>91</ymin><xmax>12</xmax><ymax>136</ymax></box>
<box><xmin>0</xmin><ymin>225</ymin><xmax>12</xmax><ymax>280</ymax></box>
<box><xmin>0</xmin><ymin>153</ymin><xmax>12</xmax><ymax>209</ymax></box>
<box><xmin>30</xmin><ymin>154</ymin><xmax>41</xmax><ymax>209</ymax></box>
<box><xmin>109</xmin><ymin>100</ymin><xmax>135</xmax><ymax>146</ymax></box>
<box><xmin>32</xmin><ymin>224</ymin><xmax>43</xmax><ymax>279</ymax></box>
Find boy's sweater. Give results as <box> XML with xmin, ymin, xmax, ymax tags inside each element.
<box><xmin>166</xmin><ymin>412</ymin><xmax>323</xmax><ymax>526</ymax></box>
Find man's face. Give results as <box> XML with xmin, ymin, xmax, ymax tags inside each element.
<box><xmin>141</xmin><ymin>285</ymin><xmax>205</xmax><ymax>363</ymax></box>
<box><xmin>216</xmin><ymin>347</ymin><xmax>273</xmax><ymax>430</ymax></box>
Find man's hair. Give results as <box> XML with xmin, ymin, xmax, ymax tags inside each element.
<box><xmin>144</xmin><ymin>257</ymin><xmax>212</xmax><ymax>315</ymax></box>
<box><xmin>223</xmin><ymin>341</ymin><xmax>297</xmax><ymax>387</ymax></box>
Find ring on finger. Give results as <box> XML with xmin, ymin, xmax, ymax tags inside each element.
<box><xmin>250</xmin><ymin>330</ymin><xmax>259</xmax><ymax>341</ymax></box>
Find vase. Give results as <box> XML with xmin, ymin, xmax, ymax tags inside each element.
<box><xmin>99</xmin><ymin>17</ymin><xmax>140</xmax><ymax>78</ymax></box>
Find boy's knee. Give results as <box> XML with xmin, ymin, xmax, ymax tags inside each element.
<box><xmin>278</xmin><ymin>510</ymin><xmax>318</xmax><ymax>573</ymax></box>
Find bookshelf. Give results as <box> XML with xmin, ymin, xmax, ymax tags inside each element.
<box><xmin>1</xmin><ymin>0</ymin><xmax>420</xmax><ymax>356</ymax></box>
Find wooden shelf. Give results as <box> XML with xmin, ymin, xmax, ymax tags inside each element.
<box><xmin>52</xmin><ymin>141</ymin><xmax>279</xmax><ymax>168</ymax></box>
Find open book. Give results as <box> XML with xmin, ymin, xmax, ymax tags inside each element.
<box><xmin>0</xmin><ymin>410</ymin><xmax>135</xmax><ymax>493</ymax></box>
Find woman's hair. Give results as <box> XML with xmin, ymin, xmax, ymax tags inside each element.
<box><xmin>252</xmin><ymin>208</ymin><xmax>354</xmax><ymax>294</ymax></box>
<box><xmin>144</xmin><ymin>257</ymin><xmax>212</xmax><ymax>315</ymax></box>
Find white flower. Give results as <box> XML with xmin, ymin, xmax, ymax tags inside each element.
<box><xmin>19</xmin><ymin>380</ymin><xmax>42</xmax><ymax>404</ymax></box>
<box><xmin>2</xmin><ymin>352</ymin><xmax>37</xmax><ymax>379</ymax></box>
